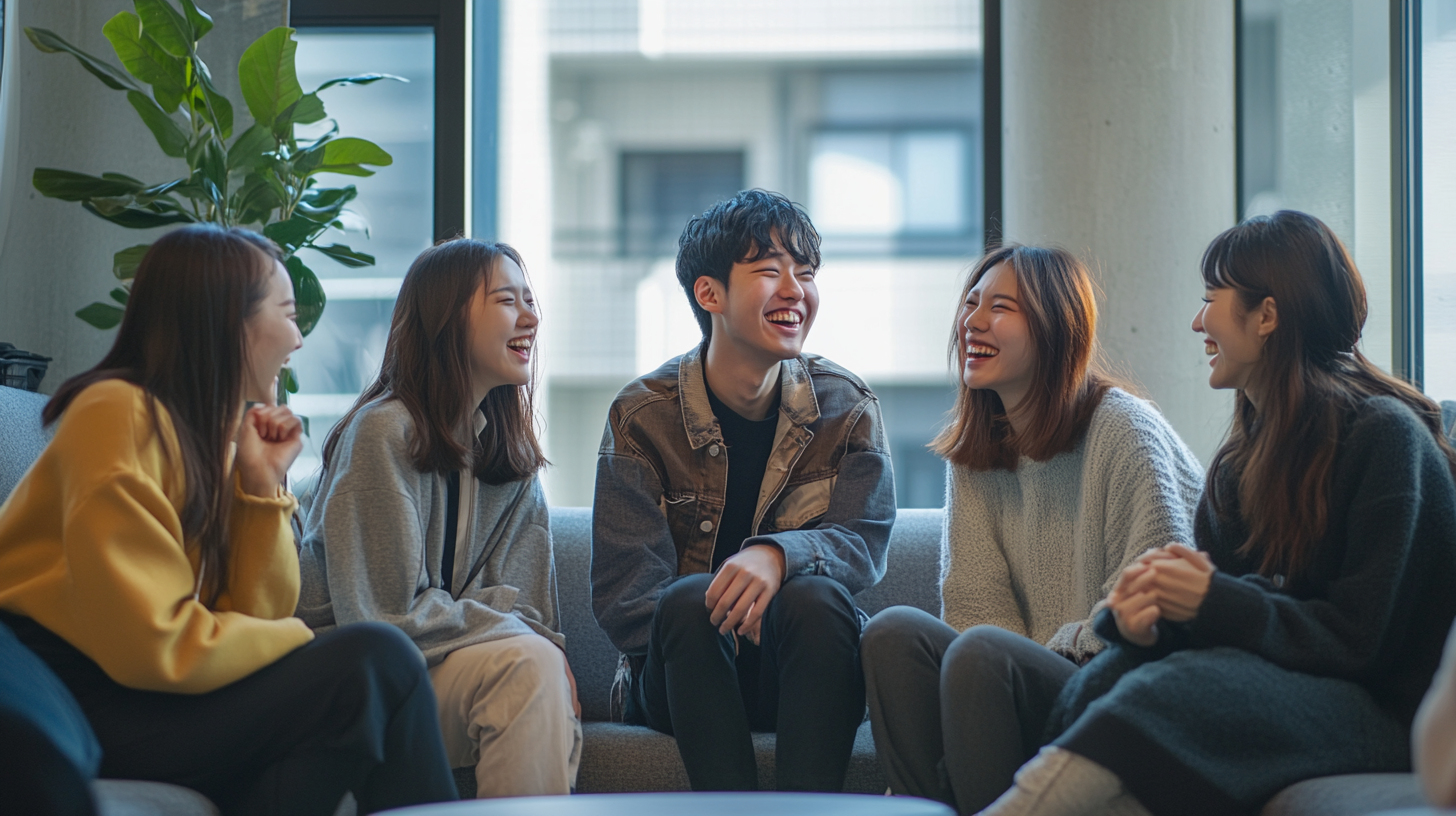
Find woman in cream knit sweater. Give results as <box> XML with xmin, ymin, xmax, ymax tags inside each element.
<box><xmin>861</xmin><ymin>244</ymin><xmax>1202</xmax><ymax>814</ymax></box>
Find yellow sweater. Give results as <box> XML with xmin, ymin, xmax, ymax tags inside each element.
<box><xmin>0</xmin><ymin>380</ymin><xmax>314</xmax><ymax>693</ymax></box>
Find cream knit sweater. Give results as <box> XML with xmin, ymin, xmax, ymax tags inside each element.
<box><xmin>940</xmin><ymin>388</ymin><xmax>1203</xmax><ymax>662</ymax></box>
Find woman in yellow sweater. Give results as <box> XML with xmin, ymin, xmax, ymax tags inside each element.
<box><xmin>0</xmin><ymin>225</ymin><xmax>457</xmax><ymax>814</ymax></box>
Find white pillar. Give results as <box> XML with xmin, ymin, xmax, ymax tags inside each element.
<box><xmin>496</xmin><ymin>0</ymin><xmax>559</xmax><ymax>497</ymax></box>
<box><xmin>1002</xmin><ymin>0</ymin><xmax>1237</xmax><ymax>463</ymax></box>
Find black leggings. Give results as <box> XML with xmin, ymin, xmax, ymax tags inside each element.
<box><xmin>626</xmin><ymin>573</ymin><xmax>866</xmax><ymax>792</ymax></box>
<box><xmin>4</xmin><ymin>613</ymin><xmax>458</xmax><ymax>816</ymax></box>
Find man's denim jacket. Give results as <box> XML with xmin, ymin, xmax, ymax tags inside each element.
<box><xmin>590</xmin><ymin>342</ymin><xmax>897</xmax><ymax>659</ymax></box>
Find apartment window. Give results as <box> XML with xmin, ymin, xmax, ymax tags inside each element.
<box><xmin>620</xmin><ymin>151</ymin><xmax>745</xmax><ymax>257</ymax></box>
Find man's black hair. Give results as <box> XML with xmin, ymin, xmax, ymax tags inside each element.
<box><xmin>675</xmin><ymin>189</ymin><xmax>822</xmax><ymax>338</ymax></box>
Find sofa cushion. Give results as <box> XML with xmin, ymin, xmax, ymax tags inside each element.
<box><xmin>855</xmin><ymin>508</ymin><xmax>942</xmax><ymax>617</ymax></box>
<box><xmin>574</xmin><ymin>720</ymin><xmax>885</xmax><ymax>794</ymax></box>
<box><xmin>1261</xmin><ymin>774</ymin><xmax>1426</xmax><ymax>816</ymax></box>
<box><xmin>552</xmin><ymin>507</ymin><xmax>619</xmax><ymax>722</ymax></box>
<box><xmin>0</xmin><ymin>385</ymin><xmax>52</xmax><ymax>500</ymax></box>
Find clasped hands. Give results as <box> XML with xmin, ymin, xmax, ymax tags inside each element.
<box><xmin>1109</xmin><ymin>543</ymin><xmax>1214</xmax><ymax>647</ymax></box>
<box><xmin>235</xmin><ymin>378</ymin><xmax>305</xmax><ymax>497</ymax></box>
<box><xmin>705</xmin><ymin>543</ymin><xmax>786</xmax><ymax>647</ymax></box>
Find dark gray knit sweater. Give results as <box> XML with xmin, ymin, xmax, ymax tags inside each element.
<box><xmin>1048</xmin><ymin>395</ymin><xmax>1456</xmax><ymax>815</ymax></box>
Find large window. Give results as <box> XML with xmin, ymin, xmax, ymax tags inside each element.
<box><xmin>1237</xmin><ymin>0</ymin><xmax>1393</xmax><ymax>370</ymax></box>
<box><xmin>285</xmin><ymin>0</ymin><xmax>466</xmax><ymax>482</ymax></box>
<box><xmin>542</xmin><ymin>1</ymin><xmax>982</xmax><ymax>508</ymax></box>
<box><xmin>285</xmin><ymin>29</ymin><xmax>436</xmax><ymax>480</ymax></box>
<box><xmin>286</xmin><ymin>1</ymin><xmax>986</xmax><ymax>508</ymax></box>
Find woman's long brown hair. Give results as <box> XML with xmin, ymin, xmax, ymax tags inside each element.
<box><xmin>322</xmin><ymin>238</ymin><xmax>547</xmax><ymax>483</ymax></box>
<box><xmin>45</xmin><ymin>225</ymin><xmax>280</xmax><ymax>606</ymax></box>
<box><xmin>1203</xmin><ymin>210</ymin><xmax>1456</xmax><ymax>580</ymax></box>
<box><xmin>931</xmin><ymin>244</ymin><xmax>1115</xmax><ymax>470</ymax></box>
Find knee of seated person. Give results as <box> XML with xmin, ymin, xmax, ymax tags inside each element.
<box><xmin>772</xmin><ymin>574</ymin><xmax>854</xmax><ymax>620</ymax></box>
<box><xmin>943</xmin><ymin>625</ymin><xmax>1023</xmax><ymax>673</ymax></box>
<box><xmin>861</xmin><ymin>606</ymin><xmax>934</xmax><ymax>655</ymax></box>
<box><xmin>656</xmin><ymin>572</ymin><xmax>716</xmax><ymax>622</ymax></box>
<box><xmin>327</xmin><ymin>622</ymin><xmax>426</xmax><ymax>681</ymax></box>
<box><xmin>495</xmin><ymin>634</ymin><xmax>567</xmax><ymax>683</ymax></box>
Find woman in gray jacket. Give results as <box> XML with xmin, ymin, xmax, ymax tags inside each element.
<box><xmin>296</xmin><ymin>239</ymin><xmax>580</xmax><ymax>798</ymax></box>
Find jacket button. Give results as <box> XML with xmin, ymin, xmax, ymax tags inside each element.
<box><xmin>700</xmin><ymin>520</ymin><xmax>713</xmax><ymax>532</ymax></box>
<box><xmin>709</xmin><ymin>444</ymin><xmax>720</xmax><ymax>456</ymax></box>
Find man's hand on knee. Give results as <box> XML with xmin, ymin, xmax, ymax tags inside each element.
<box><xmin>705</xmin><ymin>544</ymin><xmax>785</xmax><ymax>637</ymax></box>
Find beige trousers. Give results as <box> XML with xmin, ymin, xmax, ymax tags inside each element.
<box><xmin>428</xmin><ymin>634</ymin><xmax>582</xmax><ymax>798</ymax></box>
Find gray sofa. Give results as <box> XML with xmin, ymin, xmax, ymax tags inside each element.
<box><xmin>0</xmin><ymin>384</ymin><xmax>1440</xmax><ymax>815</ymax></box>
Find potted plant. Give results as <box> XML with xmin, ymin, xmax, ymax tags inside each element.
<box><xmin>25</xmin><ymin>0</ymin><xmax>401</xmax><ymax>399</ymax></box>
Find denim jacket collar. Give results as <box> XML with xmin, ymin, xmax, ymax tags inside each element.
<box><xmin>677</xmin><ymin>342</ymin><xmax>822</xmax><ymax>450</ymax></box>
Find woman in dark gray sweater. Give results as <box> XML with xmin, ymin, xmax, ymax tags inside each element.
<box><xmin>974</xmin><ymin>211</ymin><xmax>1456</xmax><ymax>816</ymax></box>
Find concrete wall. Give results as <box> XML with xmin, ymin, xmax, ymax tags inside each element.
<box><xmin>1002</xmin><ymin>0</ymin><xmax>1237</xmax><ymax>464</ymax></box>
<box><xmin>0</xmin><ymin>0</ymin><xmax>286</xmax><ymax>392</ymax></box>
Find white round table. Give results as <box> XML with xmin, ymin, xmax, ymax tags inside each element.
<box><xmin>381</xmin><ymin>792</ymin><xmax>955</xmax><ymax>816</ymax></box>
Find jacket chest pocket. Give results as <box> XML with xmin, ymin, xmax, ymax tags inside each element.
<box><xmin>765</xmin><ymin>477</ymin><xmax>835</xmax><ymax>533</ymax></box>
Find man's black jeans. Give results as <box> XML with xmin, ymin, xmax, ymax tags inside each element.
<box><xmin>625</xmin><ymin>572</ymin><xmax>866</xmax><ymax>792</ymax></box>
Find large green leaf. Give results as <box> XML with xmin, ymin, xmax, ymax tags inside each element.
<box><xmin>76</xmin><ymin>302</ymin><xmax>126</xmax><ymax>330</ymax></box>
<box><xmin>284</xmin><ymin>255</ymin><xmax>326</xmax><ymax>336</ymax></box>
<box><xmin>134</xmin><ymin>0</ymin><xmax>193</xmax><ymax>57</ymax></box>
<box><xmin>199</xmin><ymin>138</ymin><xmax>228</xmax><ymax>204</ymax></box>
<box><xmin>278</xmin><ymin>93</ymin><xmax>326</xmax><ymax>127</ymax></box>
<box><xmin>193</xmin><ymin>57</ymin><xmax>234</xmax><ymax>138</ymax></box>
<box><xmin>178</xmin><ymin>0</ymin><xmax>213</xmax><ymax>40</ymax></box>
<box><xmin>238</xmin><ymin>27</ymin><xmax>302</xmax><ymax>130</ymax></box>
<box><xmin>290</xmin><ymin>140</ymin><xmax>328</xmax><ymax>176</ymax></box>
<box><xmin>264</xmin><ymin>214</ymin><xmax>326</xmax><ymax>252</ymax></box>
<box><xmin>126</xmin><ymin>91</ymin><xmax>188</xmax><ymax>157</ymax></box>
<box><xmin>228</xmin><ymin>123</ymin><xmax>274</xmax><ymax>171</ymax></box>
<box><xmin>315</xmin><ymin>73</ymin><xmax>408</xmax><ymax>93</ymax></box>
<box><xmin>306</xmin><ymin>242</ymin><xmax>374</xmax><ymax>268</ymax></box>
<box><xmin>81</xmin><ymin>199</ymin><xmax>194</xmax><ymax>228</ymax></box>
<box><xmin>113</xmin><ymin>244</ymin><xmax>151</xmax><ymax>279</ymax></box>
<box><xmin>135</xmin><ymin>177</ymin><xmax>187</xmax><ymax>201</ymax></box>
<box><xmin>109</xmin><ymin>286</ymin><xmax>131</xmax><ymax>306</ymax></box>
<box><xmin>33</xmin><ymin>168</ymin><xmax>144</xmax><ymax>201</ymax></box>
<box><xmin>295</xmin><ymin>185</ymin><xmax>356</xmax><ymax>221</ymax></box>
<box><xmin>102</xmin><ymin>12</ymin><xmax>188</xmax><ymax>112</ymax></box>
<box><xmin>319</xmin><ymin>165</ymin><xmax>376</xmax><ymax>177</ymax></box>
<box><xmin>23</xmin><ymin>27</ymin><xmax>142</xmax><ymax>92</ymax></box>
<box><xmin>320</xmin><ymin>137</ymin><xmax>392</xmax><ymax>168</ymax></box>
<box><xmin>231</xmin><ymin>173</ymin><xmax>283</xmax><ymax>225</ymax></box>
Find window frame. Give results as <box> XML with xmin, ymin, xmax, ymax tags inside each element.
<box><xmin>289</xmin><ymin>0</ymin><xmax>468</xmax><ymax>242</ymax></box>
<box><xmin>1232</xmin><ymin>0</ymin><xmax>1426</xmax><ymax>385</ymax></box>
<box><xmin>1392</xmin><ymin>0</ymin><xmax>1423</xmax><ymax>386</ymax></box>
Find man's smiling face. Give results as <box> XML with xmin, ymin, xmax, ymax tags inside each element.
<box><xmin>708</xmin><ymin>239</ymin><xmax>819</xmax><ymax>364</ymax></box>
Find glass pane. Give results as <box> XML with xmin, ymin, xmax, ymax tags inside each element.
<box><xmin>902</xmin><ymin>131</ymin><xmax>966</xmax><ymax>232</ymax></box>
<box><xmin>539</xmin><ymin>1</ymin><xmax>981</xmax><ymax>507</ymax></box>
<box><xmin>1238</xmin><ymin>0</ymin><xmax>1392</xmax><ymax>370</ymax></box>
<box><xmin>286</xmin><ymin>29</ymin><xmax>435</xmax><ymax>482</ymax></box>
<box><xmin>810</xmin><ymin>132</ymin><xmax>900</xmax><ymax>234</ymax></box>
<box><xmin>1422</xmin><ymin>0</ymin><xmax>1456</xmax><ymax>400</ymax></box>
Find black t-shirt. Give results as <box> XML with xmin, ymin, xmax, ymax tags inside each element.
<box><xmin>705</xmin><ymin>381</ymin><xmax>781</xmax><ymax>571</ymax></box>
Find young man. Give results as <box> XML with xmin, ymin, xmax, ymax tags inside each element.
<box><xmin>591</xmin><ymin>189</ymin><xmax>896</xmax><ymax>792</ymax></box>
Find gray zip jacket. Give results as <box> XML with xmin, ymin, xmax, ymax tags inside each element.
<box><xmin>295</xmin><ymin>397</ymin><xmax>563</xmax><ymax>667</ymax></box>
<box><xmin>591</xmin><ymin>343</ymin><xmax>897</xmax><ymax>656</ymax></box>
